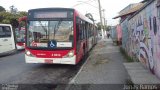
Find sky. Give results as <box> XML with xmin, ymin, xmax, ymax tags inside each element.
<box><xmin>0</xmin><ymin>0</ymin><xmax>142</xmax><ymax>26</ymax></box>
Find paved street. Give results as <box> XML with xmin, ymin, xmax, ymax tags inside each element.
<box><xmin>1</xmin><ymin>38</ymin><xmax>159</xmax><ymax>90</ymax></box>
<box><xmin>0</xmin><ymin>38</ymin><xmax>130</xmax><ymax>90</ymax></box>
<box><xmin>0</xmin><ymin>50</ymin><xmax>86</xmax><ymax>90</ymax></box>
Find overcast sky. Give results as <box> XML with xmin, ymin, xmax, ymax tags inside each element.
<box><xmin>0</xmin><ymin>0</ymin><xmax>142</xmax><ymax>25</ymax></box>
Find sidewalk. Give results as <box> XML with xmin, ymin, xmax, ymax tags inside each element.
<box><xmin>66</xmin><ymin>38</ymin><xmax>130</xmax><ymax>90</ymax></box>
<box><xmin>65</xmin><ymin>38</ymin><xmax>160</xmax><ymax>90</ymax></box>
<box><xmin>62</xmin><ymin>39</ymin><xmax>160</xmax><ymax>90</ymax></box>
<box><xmin>70</xmin><ymin>38</ymin><xmax>129</xmax><ymax>84</ymax></box>
<box><xmin>124</xmin><ymin>62</ymin><xmax>160</xmax><ymax>84</ymax></box>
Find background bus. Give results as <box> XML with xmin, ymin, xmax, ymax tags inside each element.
<box><xmin>25</xmin><ymin>8</ymin><xmax>97</xmax><ymax>65</ymax></box>
<box><xmin>15</xmin><ymin>16</ymin><xmax>27</xmax><ymax>50</ymax></box>
<box><xmin>15</xmin><ymin>27</ymin><xmax>25</xmax><ymax>50</ymax></box>
<box><xmin>0</xmin><ymin>24</ymin><xmax>16</xmax><ymax>56</ymax></box>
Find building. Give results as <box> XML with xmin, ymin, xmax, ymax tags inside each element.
<box><xmin>114</xmin><ymin>0</ymin><xmax>160</xmax><ymax>79</ymax></box>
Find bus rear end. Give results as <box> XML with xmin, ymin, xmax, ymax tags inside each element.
<box><xmin>16</xmin><ymin>16</ymin><xmax>27</xmax><ymax>50</ymax></box>
<box><xmin>15</xmin><ymin>28</ymin><xmax>25</xmax><ymax>50</ymax></box>
<box><xmin>25</xmin><ymin>8</ymin><xmax>76</xmax><ymax>64</ymax></box>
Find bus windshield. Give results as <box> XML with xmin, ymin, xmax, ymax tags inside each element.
<box><xmin>27</xmin><ymin>20</ymin><xmax>73</xmax><ymax>49</ymax></box>
<box><xmin>15</xmin><ymin>28</ymin><xmax>25</xmax><ymax>43</ymax></box>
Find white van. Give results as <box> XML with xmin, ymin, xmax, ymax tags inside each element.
<box><xmin>0</xmin><ymin>24</ymin><xmax>16</xmax><ymax>56</ymax></box>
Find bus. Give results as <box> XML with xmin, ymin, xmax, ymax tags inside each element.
<box><xmin>25</xmin><ymin>8</ymin><xmax>97</xmax><ymax>64</ymax></box>
<box><xmin>0</xmin><ymin>24</ymin><xmax>16</xmax><ymax>56</ymax></box>
<box><xmin>15</xmin><ymin>16</ymin><xmax>27</xmax><ymax>50</ymax></box>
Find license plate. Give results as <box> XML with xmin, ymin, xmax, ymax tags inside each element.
<box><xmin>45</xmin><ymin>59</ymin><xmax>53</xmax><ymax>63</ymax></box>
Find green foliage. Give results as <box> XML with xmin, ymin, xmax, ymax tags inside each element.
<box><xmin>96</xmin><ymin>22</ymin><xmax>109</xmax><ymax>31</ymax></box>
<box><xmin>106</xmin><ymin>26</ymin><xmax>111</xmax><ymax>31</ymax></box>
<box><xmin>10</xmin><ymin>19</ymin><xmax>19</xmax><ymax>28</ymax></box>
<box><xmin>19</xmin><ymin>11</ymin><xmax>27</xmax><ymax>16</ymax></box>
<box><xmin>0</xmin><ymin>6</ymin><xmax>5</xmax><ymax>12</ymax></box>
<box><xmin>0</xmin><ymin>11</ymin><xmax>27</xmax><ymax>28</ymax></box>
<box><xmin>0</xmin><ymin>11</ymin><xmax>13</xmax><ymax>24</ymax></box>
<box><xmin>96</xmin><ymin>22</ymin><xmax>101</xmax><ymax>30</ymax></box>
<box><xmin>119</xmin><ymin>47</ymin><xmax>134</xmax><ymax>62</ymax></box>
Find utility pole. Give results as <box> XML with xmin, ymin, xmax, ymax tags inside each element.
<box><xmin>102</xmin><ymin>9</ymin><xmax>106</xmax><ymax>36</ymax></box>
<box><xmin>97</xmin><ymin>0</ymin><xmax>104</xmax><ymax>39</ymax></box>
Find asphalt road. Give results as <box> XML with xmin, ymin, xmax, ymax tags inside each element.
<box><xmin>0</xmin><ymin>50</ymin><xmax>86</xmax><ymax>90</ymax></box>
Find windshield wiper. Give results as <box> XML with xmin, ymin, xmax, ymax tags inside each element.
<box><xmin>39</xmin><ymin>21</ymin><xmax>48</xmax><ymax>38</ymax></box>
<box><xmin>53</xmin><ymin>21</ymin><xmax>62</xmax><ymax>39</ymax></box>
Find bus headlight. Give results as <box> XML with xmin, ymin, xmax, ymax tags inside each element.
<box><xmin>63</xmin><ymin>50</ymin><xmax>74</xmax><ymax>58</ymax></box>
<box><xmin>25</xmin><ymin>50</ymin><xmax>34</xmax><ymax>57</ymax></box>
<box><xmin>68</xmin><ymin>51</ymin><xmax>74</xmax><ymax>57</ymax></box>
<box><xmin>26</xmin><ymin>50</ymin><xmax>31</xmax><ymax>55</ymax></box>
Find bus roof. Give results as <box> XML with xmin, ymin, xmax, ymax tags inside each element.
<box><xmin>75</xmin><ymin>9</ymin><xmax>93</xmax><ymax>24</ymax></box>
<box><xmin>28</xmin><ymin>8</ymin><xmax>74</xmax><ymax>12</ymax></box>
<box><xmin>28</xmin><ymin>8</ymin><xmax>94</xmax><ymax>24</ymax></box>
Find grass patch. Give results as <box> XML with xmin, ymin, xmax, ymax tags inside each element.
<box><xmin>119</xmin><ymin>47</ymin><xmax>134</xmax><ymax>62</ymax></box>
<box><xmin>126</xmin><ymin>79</ymin><xmax>134</xmax><ymax>84</ymax></box>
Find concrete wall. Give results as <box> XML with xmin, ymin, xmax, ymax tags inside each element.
<box><xmin>110</xmin><ymin>26</ymin><xmax>117</xmax><ymax>42</ymax></box>
<box><xmin>110</xmin><ymin>25</ymin><xmax>122</xmax><ymax>45</ymax></box>
<box><xmin>116</xmin><ymin>24</ymin><xmax>122</xmax><ymax>43</ymax></box>
<box><xmin>121</xmin><ymin>0</ymin><xmax>160</xmax><ymax>79</ymax></box>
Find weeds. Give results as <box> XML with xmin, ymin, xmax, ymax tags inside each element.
<box><xmin>126</xmin><ymin>79</ymin><xmax>134</xmax><ymax>84</ymax></box>
<box><xmin>119</xmin><ymin>47</ymin><xmax>134</xmax><ymax>62</ymax></box>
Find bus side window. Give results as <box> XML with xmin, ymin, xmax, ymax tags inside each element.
<box><xmin>83</xmin><ymin>21</ymin><xmax>86</xmax><ymax>39</ymax></box>
<box><xmin>81</xmin><ymin>21</ymin><xmax>84</xmax><ymax>40</ymax></box>
<box><xmin>76</xmin><ymin>17</ymin><xmax>81</xmax><ymax>53</ymax></box>
<box><xmin>76</xmin><ymin>17</ymin><xmax>80</xmax><ymax>41</ymax></box>
<box><xmin>88</xmin><ymin>24</ymin><xmax>90</xmax><ymax>37</ymax></box>
<box><xmin>80</xmin><ymin>20</ymin><xmax>83</xmax><ymax>40</ymax></box>
<box><xmin>85</xmin><ymin>22</ymin><xmax>88</xmax><ymax>39</ymax></box>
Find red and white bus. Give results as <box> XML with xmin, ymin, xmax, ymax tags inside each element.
<box><xmin>25</xmin><ymin>8</ymin><xmax>98</xmax><ymax>65</ymax></box>
<box><xmin>15</xmin><ymin>16</ymin><xmax>27</xmax><ymax>50</ymax></box>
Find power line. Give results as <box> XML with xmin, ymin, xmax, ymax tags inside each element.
<box><xmin>72</xmin><ymin>0</ymin><xmax>97</xmax><ymax>8</ymax></box>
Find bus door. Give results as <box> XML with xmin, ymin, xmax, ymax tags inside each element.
<box><xmin>0</xmin><ymin>25</ymin><xmax>15</xmax><ymax>53</ymax></box>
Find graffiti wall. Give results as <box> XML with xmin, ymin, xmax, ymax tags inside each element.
<box><xmin>122</xmin><ymin>0</ymin><xmax>160</xmax><ymax>79</ymax></box>
<box><xmin>121</xmin><ymin>19</ymin><xmax>129</xmax><ymax>52</ymax></box>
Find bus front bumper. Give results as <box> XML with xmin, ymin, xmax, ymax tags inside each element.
<box><xmin>25</xmin><ymin>55</ymin><xmax>76</xmax><ymax>65</ymax></box>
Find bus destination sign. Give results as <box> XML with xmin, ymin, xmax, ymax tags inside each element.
<box><xmin>34</xmin><ymin>12</ymin><xmax>68</xmax><ymax>18</ymax></box>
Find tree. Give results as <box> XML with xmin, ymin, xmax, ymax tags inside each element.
<box><xmin>0</xmin><ymin>12</ymin><xmax>12</xmax><ymax>23</ymax></box>
<box><xmin>106</xmin><ymin>26</ymin><xmax>111</xmax><ymax>31</ymax></box>
<box><xmin>96</xmin><ymin>22</ymin><xmax>101</xmax><ymax>30</ymax></box>
<box><xmin>96</xmin><ymin>22</ymin><xmax>109</xmax><ymax>31</ymax></box>
<box><xmin>10</xmin><ymin>5</ymin><xmax>18</xmax><ymax>14</ymax></box>
<box><xmin>0</xmin><ymin>6</ymin><xmax>5</xmax><ymax>12</ymax></box>
<box><xmin>0</xmin><ymin>5</ymin><xmax>28</xmax><ymax>29</ymax></box>
<box><xmin>18</xmin><ymin>11</ymin><xmax>27</xmax><ymax>17</ymax></box>
<box><xmin>0</xmin><ymin>11</ymin><xmax>27</xmax><ymax>28</ymax></box>
<box><xmin>10</xmin><ymin>19</ymin><xmax>19</xmax><ymax>28</ymax></box>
